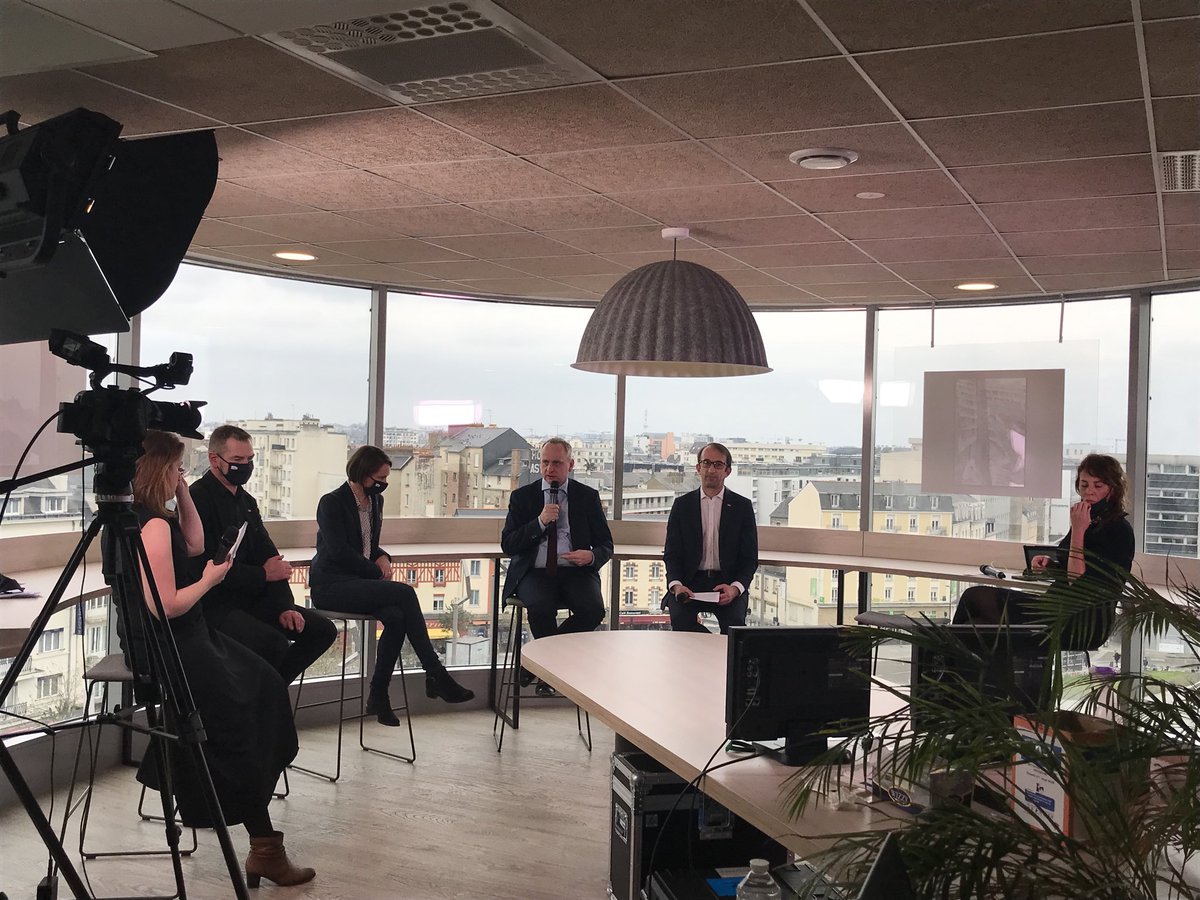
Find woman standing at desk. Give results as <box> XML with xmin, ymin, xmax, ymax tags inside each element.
<box><xmin>954</xmin><ymin>454</ymin><xmax>1135</xmax><ymax>649</ymax></box>
<box><xmin>309</xmin><ymin>445</ymin><xmax>473</xmax><ymax>726</ymax></box>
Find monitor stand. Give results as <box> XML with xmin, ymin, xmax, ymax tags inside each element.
<box><xmin>752</xmin><ymin>735</ymin><xmax>829</xmax><ymax>767</ymax></box>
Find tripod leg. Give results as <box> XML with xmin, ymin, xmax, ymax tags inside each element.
<box><xmin>146</xmin><ymin>706</ymin><xmax>189</xmax><ymax>900</ymax></box>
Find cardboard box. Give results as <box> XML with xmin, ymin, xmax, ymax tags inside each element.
<box><xmin>1010</xmin><ymin>712</ymin><xmax>1118</xmax><ymax>839</ymax></box>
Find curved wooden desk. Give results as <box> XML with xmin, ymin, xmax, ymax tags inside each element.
<box><xmin>521</xmin><ymin>631</ymin><xmax>891</xmax><ymax>857</ymax></box>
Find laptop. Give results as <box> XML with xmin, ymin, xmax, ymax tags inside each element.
<box><xmin>1014</xmin><ymin>544</ymin><xmax>1061</xmax><ymax>581</ymax></box>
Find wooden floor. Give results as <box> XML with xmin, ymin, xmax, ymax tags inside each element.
<box><xmin>1</xmin><ymin>706</ymin><xmax>614</xmax><ymax>899</ymax></box>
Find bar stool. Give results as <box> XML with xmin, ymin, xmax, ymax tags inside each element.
<box><xmin>71</xmin><ymin>652</ymin><xmax>198</xmax><ymax>864</ymax></box>
<box><xmin>492</xmin><ymin>599</ymin><xmax>591</xmax><ymax>753</ymax></box>
<box><xmin>289</xmin><ymin>610</ymin><xmax>414</xmax><ymax>783</ymax></box>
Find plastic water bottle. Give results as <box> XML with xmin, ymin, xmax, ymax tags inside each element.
<box><xmin>735</xmin><ymin>859</ymin><xmax>782</xmax><ymax>899</ymax></box>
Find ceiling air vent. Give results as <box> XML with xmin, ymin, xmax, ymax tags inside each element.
<box><xmin>1160</xmin><ymin>151</ymin><xmax>1200</xmax><ymax>192</ymax></box>
<box><xmin>263</xmin><ymin>1</ymin><xmax>599</xmax><ymax>104</ymax></box>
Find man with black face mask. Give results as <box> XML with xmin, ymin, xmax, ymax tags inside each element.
<box><xmin>189</xmin><ymin>424</ymin><xmax>336</xmax><ymax>684</ymax></box>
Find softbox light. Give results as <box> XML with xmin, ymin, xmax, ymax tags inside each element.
<box><xmin>0</xmin><ymin>108</ymin><xmax>218</xmax><ymax>345</ymax></box>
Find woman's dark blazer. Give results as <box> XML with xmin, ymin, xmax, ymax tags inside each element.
<box><xmin>309</xmin><ymin>482</ymin><xmax>390</xmax><ymax>587</ymax></box>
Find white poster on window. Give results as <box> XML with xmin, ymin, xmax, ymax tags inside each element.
<box><xmin>921</xmin><ymin>369</ymin><xmax>1064</xmax><ymax>498</ymax></box>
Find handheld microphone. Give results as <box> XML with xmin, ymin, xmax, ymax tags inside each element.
<box><xmin>213</xmin><ymin>524</ymin><xmax>241</xmax><ymax>564</ymax></box>
<box><xmin>979</xmin><ymin>564</ymin><xmax>1006</xmax><ymax>580</ymax></box>
<box><xmin>548</xmin><ymin>480</ymin><xmax>559</xmax><ymax>500</ymax></box>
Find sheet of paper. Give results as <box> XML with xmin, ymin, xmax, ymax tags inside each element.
<box><xmin>229</xmin><ymin>521</ymin><xmax>248</xmax><ymax>562</ymax></box>
<box><xmin>691</xmin><ymin>591</ymin><xmax>721</xmax><ymax>604</ymax></box>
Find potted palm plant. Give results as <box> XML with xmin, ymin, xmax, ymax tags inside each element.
<box><xmin>781</xmin><ymin>562</ymin><xmax>1200</xmax><ymax>899</ymax></box>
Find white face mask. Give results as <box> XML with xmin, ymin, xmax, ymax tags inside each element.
<box><xmin>165</xmin><ymin>498</ymin><xmax>178</xmax><ymax>512</ymax></box>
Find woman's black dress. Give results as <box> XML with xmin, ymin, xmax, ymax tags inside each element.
<box><xmin>119</xmin><ymin>508</ymin><xmax>298</xmax><ymax>827</ymax></box>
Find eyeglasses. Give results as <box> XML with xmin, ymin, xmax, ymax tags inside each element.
<box><xmin>697</xmin><ymin>460</ymin><xmax>727</xmax><ymax>470</ymax></box>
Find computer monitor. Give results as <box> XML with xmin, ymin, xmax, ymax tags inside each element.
<box><xmin>909</xmin><ymin>624</ymin><xmax>1049</xmax><ymax>731</ymax></box>
<box><xmin>857</xmin><ymin>831</ymin><xmax>914</xmax><ymax>900</ymax></box>
<box><xmin>726</xmin><ymin>626</ymin><xmax>871</xmax><ymax>767</ymax></box>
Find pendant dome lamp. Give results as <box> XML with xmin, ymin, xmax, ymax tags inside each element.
<box><xmin>572</xmin><ymin>227</ymin><xmax>770</xmax><ymax>377</ymax></box>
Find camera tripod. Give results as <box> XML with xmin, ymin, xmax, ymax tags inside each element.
<box><xmin>0</xmin><ymin>459</ymin><xmax>249</xmax><ymax>900</ymax></box>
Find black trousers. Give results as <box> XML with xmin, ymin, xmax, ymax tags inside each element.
<box><xmin>312</xmin><ymin>578</ymin><xmax>443</xmax><ymax>690</ymax></box>
<box><xmin>513</xmin><ymin>567</ymin><xmax>605</xmax><ymax>640</ymax></box>
<box><xmin>664</xmin><ymin>571</ymin><xmax>748</xmax><ymax>635</ymax></box>
<box><xmin>213</xmin><ymin>605</ymin><xmax>337</xmax><ymax>686</ymax></box>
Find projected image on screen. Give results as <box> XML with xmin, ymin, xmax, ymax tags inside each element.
<box><xmin>954</xmin><ymin>376</ymin><xmax>1027</xmax><ymax>489</ymax></box>
<box><xmin>923</xmin><ymin>368</ymin><xmax>1063</xmax><ymax>498</ymax></box>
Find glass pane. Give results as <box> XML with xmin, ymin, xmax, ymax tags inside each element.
<box><xmin>139</xmin><ymin>263</ymin><xmax>372</xmax><ymax>521</ymax></box>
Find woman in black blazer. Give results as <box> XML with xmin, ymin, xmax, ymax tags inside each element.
<box><xmin>310</xmin><ymin>446</ymin><xmax>473</xmax><ymax>724</ymax></box>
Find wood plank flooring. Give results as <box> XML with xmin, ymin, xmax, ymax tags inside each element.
<box><xmin>0</xmin><ymin>707</ymin><xmax>614</xmax><ymax>899</ymax></box>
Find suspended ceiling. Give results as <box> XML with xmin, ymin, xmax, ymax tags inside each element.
<box><xmin>1</xmin><ymin>0</ymin><xmax>1198</xmax><ymax>308</ymax></box>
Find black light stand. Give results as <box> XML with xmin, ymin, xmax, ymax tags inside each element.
<box><xmin>0</xmin><ymin>455</ymin><xmax>250</xmax><ymax>899</ymax></box>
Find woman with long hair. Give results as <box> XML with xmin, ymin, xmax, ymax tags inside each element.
<box><xmin>121</xmin><ymin>430</ymin><xmax>314</xmax><ymax>888</ymax></box>
<box><xmin>953</xmin><ymin>453</ymin><xmax>1135</xmax><ymax>649</ymax></box>
<box><xmin>310</xmin><ymin>445</ymin><xmax>473</xmax><ymax>725</ymax></box>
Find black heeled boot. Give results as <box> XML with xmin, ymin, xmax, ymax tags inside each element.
<box><xmin>365</xmin><ymin>686</ymin><xmax>401</xmax><ymax>726</ymax></box>
<box><xmin>425</xmin><ymin>669</ymin><xmax>475</xmax><ymax>704</ymax></box>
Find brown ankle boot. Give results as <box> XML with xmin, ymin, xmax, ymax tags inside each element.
<box><xmin>245</xmin><ymin>831</ymin><xmax>315</xmax><ymax>888</ymax></box>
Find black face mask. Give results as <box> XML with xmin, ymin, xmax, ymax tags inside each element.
<box><xmin>218</xmin><ymin>455</ymin><xmax>253</xmax><ymax>487</ymax></box>
<box><xmin>366</xmin><ymin>480</ymin><xmax>388</xmax><ymax>497</ymax></box>
<box><xmin>1090</xmin><ymin>497</ymin><xmax>1111</xmax><ymax>521</ymax></box>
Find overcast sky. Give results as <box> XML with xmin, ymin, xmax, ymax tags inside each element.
<box><xmin>122</xmin><ymin>265</ymin><xmax>1198</xmax><ymax>453</ymax></box>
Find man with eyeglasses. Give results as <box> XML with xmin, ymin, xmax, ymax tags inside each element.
<box><xmin>501</xmin><ymin>437</ymin><xmax>613</xmax><ymax>696</ymax></box>
<box><xmin>189</xmin><ymin>424</ymin><xmax>336</xmax><ymax>683</ymax></box>
<box><xmin>662</xmin><ymin>442</ymin><xmax>758</xmax><ymax>634</ymax></box>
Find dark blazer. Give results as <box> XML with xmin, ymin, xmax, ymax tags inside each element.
<box><xmin>663</xmin><ymin>488</ymin><xmax>758</xmax><ymax>593</ymax></box>
<box><xmin>501</xmin><ymin>478</ymin><xmax>613</xmax><ymax>599</ymax></box>
<box><xmin>309</xmin><ymin>483</ymin><xmax>391</xmax><ymax>587</ymax></box>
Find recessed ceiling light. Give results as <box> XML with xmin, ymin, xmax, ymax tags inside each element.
<box><xmin>788</xmin><ymin>148</ymin><xmax>859</xmax><ymax>170</ymax></box>
<box><xmin>955</xmin><ymin>282</ymin><xmax>998</xmax><ymax>291</ymax></box>
<box><xmin>855</xmin><ymin>191</ymin><xmax>886</xmax><ymax>200</ymax></box>
<box><xmin>273</xmin><ymin>250</ymin><xmax>317</xmax><ymax>262</ymax></box>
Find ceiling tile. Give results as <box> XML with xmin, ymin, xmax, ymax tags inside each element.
<box><xmin>301</xmin><ymin>263</ymin><xmax>425</xmax><ymax>284</ymax></box>
<box><xmin>601</xmin><ymin>249</ymin><xmax>749</xmax><ymax>270</ymax></box>
<box><xmin>818</xmin><ymin>206</ymin><xmax>992</xmax><ymax>240</ymax></box>
<box><xmin>804</xmin><ymin>282</ymin><xmax>928</xmax><ymax>299</ymax></box>
<box><xmin>83</xmin><ymin>38</ymin><xmax>388</xmax><ymax>124</ymax></box>
<box><xmin>249</xmin><ymin>108</ymin><xmax>505</xmax><ymax>168</ymax></box>
<box><xmin>856</xmin><ymin>28</ymin><xmax>1142</xmax><ymax>118</ymax></box>
<box><xmin>1021</xmin><ymin>252</ymin><xmax>1167</xmax><ymax>275</ymax></box>
<box><xmin>723</xmin><ymin>243</ymin><xmax>872</xmax><ymax>267</ymax></box>
<box><xmin>980</xmin><ymin>195</ymin><xmax>1161</xmax><ymax>232</ymax></box>
<box><xmin>540</xmin><ymin>226</ymin><xmax>704</xmax><ymax>254</ymax></box>
<box><xmin>1168</xmin><ymin>250</ymin><xmax>1200</xmax><ymax>268</ymax></box>
<box><xmin>397</xmin><ymin>259</ymin><xmax>526</xmax><ymax>280</ymax></box>
<box><xmin>225</xmin><ymin>212</ymin><xmax>388</xmax><ymax>243</ymax></box>
<box><xmin>447</xmin><ymin>276</ymin><xmax>589</xmax><ymax>298</ymax></box>
<box><xmin>553</xmin><ymin>274</ymin><xmax>624</xmax><ymax>294</ymax></box>
<box><xmin>761</xmin><ymin>264</ymin><xmax>903</xmax><ymax>285</ymax></box>
<box><xmin>369</xmin><ymin>158</ymin><xmax>587</xmax><ymax>203</ymax></box>
<box><xmin>888</xmin><ymin>259</ymin><xmax>1030</xmax><ymax>280</ymax></box>
<box><xmin>418</xmin><ymin>84</ymin><xmax>679</xmax><ymax>154</ymax></box>
<box><xmin>309</xmin><ymin>239</ymin><xmax>470</xmax><ymax>264</ymax></box>
<box><xmin>1006</xmin><ymin>227</ymin><xmax>1162</xmax><ymax>256</ymax></box>
<box><xmin>191</xmin><ymin>218</ymin><xmax>283</xmax><ymax>247</ymax></box>
<box><xmin>951</xmin><ymin>156</ymin><xmax>1155</xmax><ymax>202</ymax></box>
<box><xmin>910</xmin><ymin>276</ymin><xmax>1043</xmax><ymax>298</ymax></box>
<box><xmin>807</xmin><ymin>0</ymin><xmax>1132</xmax><ymax>51</ymax></box>
<box><xmin>215</xmin><ymin>128</ymin><xmax>350</xmax><ymax>179</ymax></box>
<box><xmin>607</xmin><ymin>184</ymin><xmax>799</xmax><ymax>223</ymax></box>
<box><xmin>224</xmin><ymin>243</ymin><xmax>377</xmax><ymax>267</ymax></box>
<box><xmin>1164</xmin><ymin>195</ymin><xmax>1200</xmax><ymax>225</ymax></box>
<box><xmin>495</xmin><ymin>0</ymin><xmax>834</xmax><ymax>77</ymax></box>
<box><xmin>736</xmin><ymin>285</ymin><xmax>822</xmax><ymax>303</ymax></box>
<box><xmin>528</xmin><ymin>142</ymin><xmax>750</xmax><ymax>193</ymax></box>
<box><xmin>0</xmin><ymin>69</ymin><xmax>218</xmax><ymax>135</ymax></box>
<box><xmin>1154</xmin><ymin>96</ymin><xmax>1200</xmax><ymax>151</ymax></box>
<box><xmin>230</xmin><ymin>170</ymin><xmax>441</xmax><ymax>211</ymax></box>
<box><xmin>1037</xmin><ymin>271</ymin><xmax>1169</xmax><ymax>291</ymax></box>
<box><xmin>1145</xmin><ymin>18</ymin><xmax>1200</xmax><ymax>96</ymax></box>
<box><xmin>714</xmin><ymin>269</ymin><xmax>795</xmax><ymax>289</ymax></box>
<box><xmin>854</xmin><ymin>234</ymin><xmax>1009</xmax><ymax>262</ymax></box>
<box><xmin>770</xmin><ymin>170</ymin><xmax>966</xmax><ymax>212</ymax></box>
<box><xmin>206</xmin><ymin>182</ymin><xmax>314</xmax><ymax>217</ymax></box>
<box><xmin>690</xmin><ymin>216</ymin><xmax>836</xmax><ymax>247</ymax></box>
<box><xmin>502</xmin><ymin>256</ymin><xmax>630</xmax><ymax>277</ymax></box>
<box><xmin>1139</xmin><ymin>1</ymin><xmax>1200</xmax><ymax>18</ymax></box>
<box><xmin>1167</xmin><ymin>226</ymin><xmax>1200</xmax><ymax>251</ymax></box>
<box><xmin>425</xmin><ymin>233</ymin><xmax>581</xmax><ymax>258</ymax></box>
<box><xmin>620</xmin><ymin>59</ymin><xmax>895</xmax><ymax>138</ymax></box>
<box><xmin>469</xmin><ymin>195</ymin><xmax>654</xmax><ymax>230</ymax></box>
<box><xmin>705</xmin><ymin>123</ymin><xmax>936</xmax><ymax>182</ymax></box>
<box><xmin>912</xmin><ymin>102</ymin><xmax>1151</xmax><ymax>167</ymax></box>
<box><xmin>27</xmin><ymin>0</ymin><xmax>239</xmax><ymax>50</ymax></box>
<box><xmin>343</xmin><ymin>206</ymin><xmax>515</xmax><ymax>237</ymax></box>
<box><xmin>1168</xmin><ymin>269</ymin><xmax>1200</xmax><ymax>280</ymax></box>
